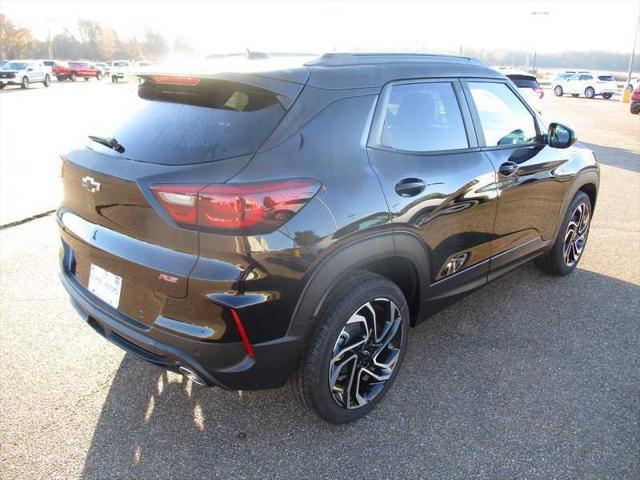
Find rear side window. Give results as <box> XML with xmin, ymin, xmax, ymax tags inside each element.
<box><xmin>468</xmin><ymin>82</ymin><xmax>538</xmax><ymax>147</ymax></box>
<box><xmin>377</xmin><ymin>82</ymin><xmax>468</xmax><ymax>152</ymax></box>
<box><xmin>90</xmin><ymin>79</ymin><xmax>287</xmax><ymax>165</ymax></box>
<box><xmin>598</xmin><ymin>75</ymin><xmax>615</xmax><ymax>81</ymax></box>
<box><xmin>579</xmin><ymin>75</ymin><xmax>593</xmax><ymax>81</ymax></box>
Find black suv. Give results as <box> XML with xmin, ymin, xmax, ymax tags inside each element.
<box><xmin>58</xmin><ymin>53</ymin><xmax>599</xmax><ymax>423</ymax></box>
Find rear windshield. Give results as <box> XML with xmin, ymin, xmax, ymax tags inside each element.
<box><xmin>507</xmin><ymin>75</ymin><xmax>540</xmax><ymax>89</ymax></box>
<box><xmin>89</xmin><ymin>78</ymin><xmax>287</xmax><ymax>165</ymax></box>
<box><xmin>598</xmin><ymin>75</ymin><xmax>615</xmax><ymax>81</ymax></box>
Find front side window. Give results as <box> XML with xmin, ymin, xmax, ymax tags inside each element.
<box><xmin>468</xmin><ymin>82</ymin><xmax>538</xmax><ymax>147</ymax></box>
<box><xmin>378</xmin><ymin>82</ymin><xmax>468</xmax><ymax>152</ymax></box>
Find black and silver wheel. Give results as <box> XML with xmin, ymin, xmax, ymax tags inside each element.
<box><xmin>554</xmin><ymin>85</ymin><xmax>563</xmax><ymax>96</ymax></box>
<box><xmin>292</xmin><ymin>271</ymin><xmax>409</xmax><ymax>423</ymax></box>
<box><xmin>585</xmin><ymin>87</ymin><xmax>595</xmax><ymax>99</ymax></box>
<box><xmin>44</xmin><ymin>74</ymin><xmax>51</xmax><ymax>87</ymax></box>
<box><xmin>21</xmin><ymin>76</ymin><xmax>29</xmax><ymax>89</ymax></box>
<box><xmin>536</xmin><ymin>191</ymin><xmax>592</xmax><ymax>276</ymax></box>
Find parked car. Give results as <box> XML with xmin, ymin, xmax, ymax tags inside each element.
<box><xmin>53</xmin><ymin>61</ymin><xmax>104</xmax><ymax>81</ymax></box>
<box><xmin>111</xmin><ymin>60</ymin><xmax>132</xmax><ymax>82</ymax></box>
<box><xmin>552</xmin><ymin>72</ymin><xmax>617</xmax><ymax>99</ymax></box>
<box><xmin>58</xmin><ymin>53</ymin><xmax>599</xmax><ymax>423</ymax></box>
<box><xmin>495</xmin><ymin>67</ymin><xmax>544</xmax><ymax>114</ymax></box>
<box><xmin>0</xmin><ymin>60</ymin><xmax>51</xmax><ymax>89</ymax></box>
<box><xmin>630</xmin><ymin>80</ymin><xmax>640</xmax><ymax>114</ymax></box>
<box><xmin>94</xmin><ymin>63</ymin><xmax>110</xmax><ymax>77</ymax></box>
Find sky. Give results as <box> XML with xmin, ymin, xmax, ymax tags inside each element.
<box><xmin>2</xmin><ymin>0</ymin><xmax>639</xmax><ymax>55</ymax></box>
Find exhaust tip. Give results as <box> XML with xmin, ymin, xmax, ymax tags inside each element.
<box><xmin>178</xmin><ymin>366</ymin><xmax>207</xmax><ymax>386</ymax></box>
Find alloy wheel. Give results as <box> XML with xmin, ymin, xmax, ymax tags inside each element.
<box><xmin>563</xmin><ymin>202</ymin><xmax>591</xmax><ymax>267</ymax></box>
<box><xmin>328</xmin><ymin>298</ymin><xmax>403</xmax><ymax>409</ymax></box>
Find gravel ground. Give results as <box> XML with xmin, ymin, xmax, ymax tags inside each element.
<box><xmin>0</xmin><ymin>88</ymin><xmax>639</xmax><ymax>479</ymax></box>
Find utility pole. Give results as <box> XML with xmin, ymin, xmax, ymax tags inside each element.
<box><xmin>530</xmin><ymin>11</ymin><xmax>549</xmax><ymax>72</ymax></box>
<box><xmin>623</xmin><ymin>7</ymin><xmax>640</xmax><ymax>101</ymax></box>
<box><xmin>46</xmin><ymin>18</ymin><xmax>57</xmax><ymax>59</ymax></box>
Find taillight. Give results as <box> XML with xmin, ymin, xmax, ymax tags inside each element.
<box><xmin>534</xmin><ymin>86</ymin><xmax>544</xmax><ymax>99</ymax></box>
<box><xmin>151</xmin><ymin>179</ymin><xmax>321</xmax><ymax>234</ymax></box>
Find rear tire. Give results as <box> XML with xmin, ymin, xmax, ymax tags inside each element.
<box><xmin>554</xmin><ymin>86</ymin><xmax>563</xmax><ymax>96</ymax></box>
<box><xmin>43</xmin><ymin>74</ymin><xmax>51</xmax><ymax>87</ymax></box>
<box><xmin>602</xmin><ymin>93</ymin><xmax>613</xmax><ymax>99</ymax></box>
<box><xmin>291</xmin><ymin>271</ymin><xmax>410</xmax><ymax>424</ymax></box>
<box><xmin>70</xmin><ymin>73</ymin><xmax>77</xmax><ymax>82</ymax></box>
<box><xmin>571</xmin><ymin>94</ymin><xmax>579</xmax><ymax>97</ymax></box>
<box><xmin>84</xmin><ymin>77</ymin><xmax>90</xmax><ymax>82</ymax></box>
<box><xmin>585</xmin><ymin>87</ymin><xmax>595</xmax><ymax>99</ymax></box>
<box><xmin>112</xmin><ymin>76</ymin><xmax>118</xmax><ymax>83</ymax></box>
<box><xmin>21</xmin><ymin>76</ymin><xmax>29</xmax><ymax>89</ymax></box>
<box><xmin>96</xmin><ymin>72</ymin><xmax>103</xmax><ymax>81</ymax></box>
<box><xmin>535</xmin><ymin>191</ymin><xmax>592</xmax><ymax>276</ymax></box>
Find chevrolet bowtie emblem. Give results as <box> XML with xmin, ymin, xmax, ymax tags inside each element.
<box><xmin>81</xmin><ymin>176</ymin><xmax>101</xmax><ymax>193</ymax></box>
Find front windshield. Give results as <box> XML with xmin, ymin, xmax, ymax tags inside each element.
<box><xmin>4</xmin><ymin>62</ymin><xmax>27</xmax><ymax>70</ymax></box>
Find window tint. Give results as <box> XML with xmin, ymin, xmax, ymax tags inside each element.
<box><xmin>598</xmin><ymin>75</ymin><xmax>615</xmax><ymax>81</ymax></box>
<box><xmin>379</xmin><ymin>82</ymin><xmax>468</xmax><ymax>152</ymax></box>
<box><xmin>579</xmin><ymin>75</ymin><xmax>593</xmax><ymax>81</ymax></box>
<box><xmin>468</xmin><ymin>82</ymin><xmax>538</xmax><ymax>147</ymax></box>
<box><xmin>90</xmin><ymin>79</ymin><xmax>286</xmax><ymax>165</ymax></box>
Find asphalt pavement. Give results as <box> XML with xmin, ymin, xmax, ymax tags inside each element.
<box><xmin>0</xmin><ymin>81</ymin><xmax>639</xmax><ymax>479</ymax></box>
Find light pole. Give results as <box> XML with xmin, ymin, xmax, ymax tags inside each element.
<box><xmin>623</xmin><ymin>7</ymin><xmax>640</xmax><ymax>102</ymax></box>
<box><xmin>46</xmin><ymin>18</ymin><xmax>57</xmax><ymax>59</ymax></box>
<box><xmin>528</xmin><ymin>11</ymin><xmax>549</xmax><ymax>72</ymax></box>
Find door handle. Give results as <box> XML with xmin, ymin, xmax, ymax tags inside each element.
<box><xmin>499</xmin><ymin>161</ymin><xmax>520</xmax><ymax>176</ymax></box>
<box><xmin>395</xmin><ymin>178</ymin><xmax>426</xmax><ymax>197</ymax></box>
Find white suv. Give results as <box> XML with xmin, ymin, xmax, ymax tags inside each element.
<box><xmin>111</xmin><ymin>60</ymin><xmax>131</xmax><ymax>82</ymax></box>
<box><xmin>552</xmin><ymin>72</ymin><xmax>618</xmax><ymax>99</ymax></box>
<box><xmin>0</xmin><ymin>60</ymin><xmax>51</xmax><ymax>89</ymax></box>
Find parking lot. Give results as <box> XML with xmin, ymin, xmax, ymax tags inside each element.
<box><xmin>1</xmin><ymin>80</ymin><xmax>639</xmax><ymax>478</ymax></box>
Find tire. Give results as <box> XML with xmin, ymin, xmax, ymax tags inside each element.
<box><xmin>84</xmin><ymin>77</ymin><xmax>90</xmax><ymax>82</ymax></box>
<box><xmin>291</xmin><ymin>271</ymin><xmax>410</xmax><ymax>423</ymax></box>
<box><xmin>21</xmin><ymin>76</ymin><xmax>29</xmax><ymax>89</ymax></box>
<box><xmin>0</xmin><ymin>84</ymin><xmax>5</xmax><ymax>89</ymax></box>
<box><xmin>535</xmin><ymin>191</ymin><xmax>592</xmax><ymax>276</ymax></box>
<box><xmin>56</xmin><ymin>76</ymin><xmax>64</xmax><ymax>81</ymax></box>
<box><xmin>43</xmin><ymin>74</ymin><xmax>51</xmax><ymax>87</ymax></box>
<box><xmin>571</xmin><ymin>94</ymin><xmax>579</xmax><ymax>97</ymax></box>
<box><xmin>554</xmin><ymin>86</ymin><xmax>563</xmax><ymax>96</ymax></box>
<box><xmin>631</xmin><ymin>106</ymin><xmax>640</xmax><ymax>115</ymax></box>
<box><xmin>585</xmin><ymin>87</ymin><xmax>595</xmax><ymax>99</ymax></box>
<box><xmin>112</xmin><ymin>76</ymin><xmax>118</xmax><ymax>83</ymax></box>
<box><xmin>602</xmin><ymin>93</ymin><xmax>613</xmax><ymax>100</ymax></box>
<box><xmin>96</xmin><ymin>72</ymin><xmax>103</xmax><ymax>81</ymax></box>
<box><xmin>70</xmin><ymin>73</ymin><xmax>77</xmax><ymax>82</ymax></box>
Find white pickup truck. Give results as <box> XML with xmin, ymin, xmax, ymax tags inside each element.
<box><xmin>0</xmin><ymin>60</ymin><xmax>51</xmax><ymax>89</ymax></box>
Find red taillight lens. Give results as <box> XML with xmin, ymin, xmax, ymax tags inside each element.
<box><xmin>151</xmin><ymin>179</ymin><xmax>320</xmax><ymax>234</ymax></box>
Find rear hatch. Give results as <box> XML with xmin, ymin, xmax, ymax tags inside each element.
<box><xmin>60</xmin><ymin>71</ymin><xmax>306</xmax><ymax>326</ymax></box>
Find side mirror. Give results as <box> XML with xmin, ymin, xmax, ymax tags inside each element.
<box><xmin>547</xmin><ymin>122</ymin><xmax>576</xmax><ymax>149</ymax></box>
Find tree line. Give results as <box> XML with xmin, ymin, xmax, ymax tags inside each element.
<box><xmin>0</xmin><ymin>15</ymin><xmax>194</xmax><ymax>61</ymax></box>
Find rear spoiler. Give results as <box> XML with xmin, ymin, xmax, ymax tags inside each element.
<box><xmin>137</xmin><ymin>71</ymin><xmax>309</xmax><ymax>109</ymax></box>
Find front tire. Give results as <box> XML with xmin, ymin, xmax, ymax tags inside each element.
<box><xmin>292</xmin><ymin>271</ymin><xmax>409</xmax><ymax>423</ymax></box>
<box><xmin>554</xmin><ymin>86</ymin><xmax>564</xmax><ymax>96</ymax></box>
<box><xmin>21</xmin><ymin>76</ymin><xmax>29</xmax><ymax>89</ymax></box>
<box><xmin>535</xmin><ymin>191</ymin><xmax>592</xmax><ymax>276</ymax></box>
<box><xmin>96</xmin><ymin>72</ymin><xmax>103</xmax><ymax>81</ymax></box>
<box><xmin>43</xmin><ymin>74</ymin><xmax>51</xmax><ymax>87</ymax></box>
<box><xmin>585</xmin><ymin>87</ymin><xmax>595</xmax><ymax>99</ymax></box>
<box><xmin>70</xmin><ymin>73</ymin><xmax>77</xmax><ymax>82</ymax></box>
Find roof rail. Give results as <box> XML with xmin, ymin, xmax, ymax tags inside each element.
<box><xmin>305</xmin><ymin>52</ymin><xmax>485</xmax><ymax>67</ymax></box>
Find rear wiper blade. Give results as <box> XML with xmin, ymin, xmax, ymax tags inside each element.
<box><xmin>88</xmin><ymin>135</ymin><xmax>125</xmax><ymax>153</ymax></box>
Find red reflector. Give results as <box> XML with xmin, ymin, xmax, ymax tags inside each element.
<box><xmin>147</xmin><ymin>75</ymin><xmax>200</xmax><ymax>86</ymax></box>
<box><xmin>230</xmin><ymin>309</ymin><xmax>254</xmax><ymax>358</ymax></box>
<box><xmin>151</xmin><ymin>180</ymin><xmax>320</xmax><ymax>233</ymax></box>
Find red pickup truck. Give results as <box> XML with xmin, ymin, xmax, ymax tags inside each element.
<box><xmin>53</xmin><ymin>62</ymin><xmax>104</xmax><ymax>82</ymax></box>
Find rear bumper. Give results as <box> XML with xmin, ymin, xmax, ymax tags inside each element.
<box><xmin>60</xmin><ymin>266</ymin><xmax>304</xmax><ymax>390</ymax></box>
